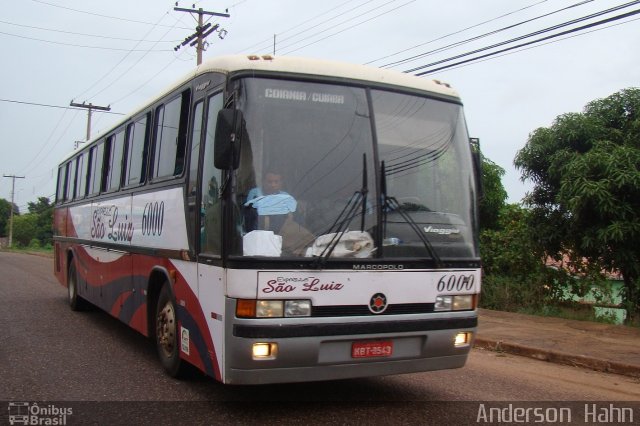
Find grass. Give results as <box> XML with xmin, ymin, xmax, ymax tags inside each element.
<box><xmin>1</xmin><ymin>245</ymin><xmax>54</xmax><ymax>258</ymax></box>
<box><xmin>517</xmin><ymin>303</ymin><xmax>620</xmax><ymax>325</ymax></box>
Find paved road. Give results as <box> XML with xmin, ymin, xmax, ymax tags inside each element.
<box><xmin>2</xmin><ymin>251</ymin><xmax>639</xmax><ymax>425</ymax></box>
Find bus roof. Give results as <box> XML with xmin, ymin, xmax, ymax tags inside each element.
<box><xmin>62</xmin><ymin>55</ymin><xmax>460</xmax><ymax>163</ymax></box>
<box><xmin>196</xmin><ymin>55</ymin><xmax>460</xmax><ymax>98</ymax></box>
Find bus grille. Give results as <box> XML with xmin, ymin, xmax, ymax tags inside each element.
<box><xmin>312</xmin><ymin>303</ymin><xmax>435</xmax><ymax>317</ymax></box>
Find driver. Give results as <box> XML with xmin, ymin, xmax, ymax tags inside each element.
<box><xmin>245</xmin><ymin>170</ymin><xmax>296</xmax><ymax>232</ymax></box>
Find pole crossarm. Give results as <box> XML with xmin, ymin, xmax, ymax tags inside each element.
<box><xmin>69</xmin><ymin>101</ymin><xmax>111</xmax><ymax>141</ymax></box>
<box><xmin>173</xmin><ymin>7</ymin><xmax>230</xmax><ymax>17</ymax></box>
<box><xmin>173</xmin><ymin>5</ymin><xmax>230</xmax><ymax>65</ymax></box>
<box><xmin>69</xmin><ymin>102</ymin><xmax>111</xmax><ymax>112</ymax></box>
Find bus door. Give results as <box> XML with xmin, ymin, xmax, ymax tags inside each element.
<box><xmin>189</xmin><ymin>88</ymin><xmax>226</xmax><ymax>376</ymax></box>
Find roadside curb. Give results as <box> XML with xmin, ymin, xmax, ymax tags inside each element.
<box><xmin>474</xmin><ymin>337</ymin><xmax>640</xmax><ymax>379</ymax></box>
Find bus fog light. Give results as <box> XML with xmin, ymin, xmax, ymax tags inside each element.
<box><xmin>284</xmin><ymin>300</ymin><xmax>311</xmax><ymax>317</ymax></box>
<box><xmin>453</xmin><ymin>295</ymin><xmax>474</xmax><ymax>310</ymax></box>
<box><xmin>454</xmin><ymin>332</ymin><xmax>472</xmax><ymax>347</ymax></box>
<box><xmin>434</xmin><ymin>295</ymin><xmax>452</xmax><ymax>311</ymax></box>
<box><xmin>256</xmin><ymin>300</ymin><xmax>283</xmax><ymax>318</ymax></box>
<box><xmin>253</xmin><ymin>343</ymin><xmax>278</xmax><ymax>359</ymax></box>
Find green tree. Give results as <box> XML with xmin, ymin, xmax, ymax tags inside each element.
<box><xmin>0</xmin><ymin>198</ymin><xmax>11</xmax><ymax>238</ymax></box>
<box><xmin>27</xmin><ymin>197</ymin><xmax>53</xmax><ymax>246</ymax></box>
<box><xmin>515</xmin><ymin>88</ymin><xmax>640</xmax><ymax>324</ymax></box>
<box><xmin>481</xmin><ymin>204</ymin><xmax>540</xmax><ymax>278</ymax></box>
<box><xmin>479</xmin><ymin>156</ymin><xmax>508</xmax><ymax>231</ymax></box>
<box><xmin>11</xmin><ymin>214</ymin><xmax>38</xmax><ymax>247</ymax></box>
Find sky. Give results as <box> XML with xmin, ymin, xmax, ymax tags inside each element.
<box><xmin>1</xmin><ymin>0</ymin><xmax>639</xmax><ymax>212</ymax></box>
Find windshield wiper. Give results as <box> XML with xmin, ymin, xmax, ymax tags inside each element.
<box><xmin>314</xmin><ymin>154</ymin><xmax>368</xmax><ymax>266</ymax></box>
<box><xmin>380</xmin><ymin>161</ymin><xmax>443</xmax><ymax>268</ymax></box>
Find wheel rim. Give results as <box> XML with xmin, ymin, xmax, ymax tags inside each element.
<box><xmin>157</xmin><ymin>301</ymin><xmax>176</xmax><ymax>358</ymax></box>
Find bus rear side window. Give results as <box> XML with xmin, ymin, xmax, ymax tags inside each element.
<box><xmin>125</xmin><ymin>115</ymin><xmax>149</xmax><ymax>186</ymax></box>
<box><xmin>56</xmin><ymin>167</ymin><xmax>65</xmax><ymax>203</ymax></box>
<box><xmin>76</xmin><ymin>153</ymin><xmax>88</xmax><ymax>198</ymax></box>
<box><xmin>153</xmin><ymin>90</ymin><xmax>190</xmax><ymax>180</ymax></box>
<box><xmin>105</xmin><ymin>130</ymin><xmax>125</xmax><ymax>192</ymax></box>
<box><xmin>88</xmin><ymin>143</ymin><xmax>105</xmax><ymax>196</ymax></box>
<box><xmin>65</xmin><ymin>160</ymin><xmax>77</xmax><ymax>201</ymax></box>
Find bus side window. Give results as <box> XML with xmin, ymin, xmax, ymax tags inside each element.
<box><xmin>188</xmin><ymin>100</ymin><xmax>204</xmax><ymax>197</ymax></box>
<box><xmin>124</xmin><ymin>114</ymin><xmax>150</xmax><ymax>186</ymax></box>
<box><xmin>200</xmin><ymin>93</ymin><xmax>224</xmax><ymax>255</ymax></box>
<box><xmin>101</xmin><ymin>138</ymin><xmax>112</xmax><ymax>193</ymax></box>
<box><xmin>105</xmin><ymin>130</ymin><xmax>125</xmax><ymax>192</ymax></box>
<box><xmin>55</xmin><ymin>167</ymin><xmax>65</xmax><ymax>203</ymax></box>
<box><xmin>88</xmin><ymin>143</ymin><xmax>105</xmax><ymax>196</ymax></box>
<box><xmin>60</xmin><ymin>163</ymin><xmax>70</xmax><ymax>202</ymax></box>
<box><xmin>65</xmin><ymin>159</ymin><xmax>77</xmax><ymax>202</ymax></box>
<box><xmin>153</xmin><ymin>90</ymin><xmax>191</xmax><ymax>180</ymax></box>
<box><xmin>76</xmin><ymin>153</ymin><xmax>88</xmax><ymax>198</ymax></box>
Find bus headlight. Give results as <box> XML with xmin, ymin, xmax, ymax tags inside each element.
<box><xmin>237</xmin><ymin>299</ymin><xmax>312</xmax><ymax>318</ymax></box>
<box><xmin>435</xmin><ymin>295</ymin><xmax>476</xmax><ymax>311</ymax></box>
<box><xmin>285</xmin><ymin>300</ymin><xmax>311</xmax><ymax>317</ymax></box>
<box><xmin>256</xmin><ymin>300</ymin><xmax>283</xmax><ymax>318</ymax></box>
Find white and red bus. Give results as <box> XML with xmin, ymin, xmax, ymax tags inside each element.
<box><xmin>53</xmin><ymin>55</ymin><xmax>482</xmax><ymax>385</ymax></box>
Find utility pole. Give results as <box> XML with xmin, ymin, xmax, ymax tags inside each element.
<box><xmin>69</xmin><ymin>101</ymin><xmax>111</xmax><ymax>141</ymax></box>
<box><xmin>174</xmin><ymin>4</ymin><xmax>230</xmax><ymax>66</ymax></box>
<box><xmin>3</xmin><ymin>174</ymin><xmax>25</xmax><ymax>247</ymax></box>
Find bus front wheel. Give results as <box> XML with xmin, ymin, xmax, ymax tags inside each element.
<box><xmin>155</xmin><ymin>283</ymin><xmax>186</xmax><ymax>377</ymax></box>
<box><xmin>68</xmin><ymin>261</ymin><xmax>89</xmax><ymax>311</ymax></box>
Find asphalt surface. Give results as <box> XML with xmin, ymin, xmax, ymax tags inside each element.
<box><xmin>3</xmin><ymin>250</ymin><xmax>639</xmax><ymax>380</ymax></box>
<box><xmin>476</xmin><ymin>308</ymin><xmax>640</xmax><ymax>378</ymax></box>
<box><xmin>3</xmin><ymin>251</ymin><xmax>640</xmax><ymax>425</ymax></box>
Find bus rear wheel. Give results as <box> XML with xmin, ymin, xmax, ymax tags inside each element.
<box><xmin>68</xmin><ymin>261</ymin><xmax>89</xmax><ymax>311</ymax></box>
<box><xmin>155</xmin><ymin>283</ymin><xmax>186</xmax><ymax>377</ymax></box>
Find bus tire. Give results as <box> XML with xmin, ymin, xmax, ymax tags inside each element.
<box><xmin>155</xmin><ymin>282</ymin><xmax>185</xmax><ymax>378</ymax></box>
<box><xmin>68</xmin><ymin>261</ymin><xmax>89</xmax><ymax>311</ymax></box>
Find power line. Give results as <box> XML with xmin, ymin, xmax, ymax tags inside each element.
<box><xmin>403</xmin><ymin>1</ymin><xmax>640</xmax><ymax>74</ymax></box>
<box><xmin>29</xmin><ymin>0</ymin><xmax>191</xmax><ymax>29</ymax></box>
<box><xmin>19</xmin><ymin>109</ymin><xmax>71</xmax><ymax>177</ymax></box>
<box><xmin>379</xmin><ymin>0</ymin><xmax>595</xmax><ymax>69</ymax></box>
<box><xmin>0</xmin><ymin>30</ymin><xmax>174</xmax><ymax>51</ymax></box>
<box><xmin>0</xmin><ymin>98</ymin><xmax>124</xmax><ymax>114</ymax></box>
<box><xmin>82</xmin><ymin>12</ymin><xmax>184</xmax><ymax>101</ymax></box>
<box><xmin>239</xmin><ymin>0</ymin><xmax>370</xmax><ymax>53</ymax></box>
<box><xmin>436</xmin><ymin>15</ymin><xmax>640</xmax><ymax>75</ymax></box>
<box><xmin>0</xmin><ymin>19</ymin><xmax>181</xmax><ymax>42</ymax></box>
<box><xmin>279</xmin><ymin>0</ymin><xmax>417</xmax><ymax>56</ymax></box>
<box><xmin>364</xmin><ymin>0</ymin><xmax>555</xmax><ymax>66</ymax></box>
<box><xmin>411</xmin><ymin>7</ymin><xmax>640</xmax><ymax>76</ymax></box>
<box><xmin>20</xmin><ymin>111</ymin><xmax>82</xmax><ymax>178</ymax></box>
<box><xmin>107</xmin><ymin>55</ymin><xmax>182</xmax><ymax>107</ymax></box>
<box><xmin>253</xmin><ymin>0</ymin><xmax>377</xmax><ymax>54</ymax></box>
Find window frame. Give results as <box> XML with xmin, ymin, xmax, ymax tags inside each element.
<box><xmin>150</xmin><ymin>89</ymin><xmax>191</xmax><ymax>183</ymax></box>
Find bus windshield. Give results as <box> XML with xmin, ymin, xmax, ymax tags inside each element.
<box><xmin>232</xmin><ymin>77</ymin><xmax>478</xmax><ymax>261</ymax></box>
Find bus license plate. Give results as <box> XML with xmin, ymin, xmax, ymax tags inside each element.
<box><xmin>351</xmin><ymin>340</ymin><xmax>393</xmax><ymax>358</ymax></box>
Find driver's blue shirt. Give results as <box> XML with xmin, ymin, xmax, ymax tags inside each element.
<box><xmin>245</xmin><ymin>188</ymin><xmax>297</xmax><ymax>215</ymax></box>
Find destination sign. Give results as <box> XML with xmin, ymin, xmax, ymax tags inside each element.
<box><xmin>264</xmin><ymin>88</ymin><xmax>345</xmax><ymax>104</ymax></box>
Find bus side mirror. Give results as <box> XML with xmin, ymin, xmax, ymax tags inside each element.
<box><xmin>214</xmin><ymin>109</ymin><xmax>244</xmax><ymax>170</ymax></box>
<box><xmin>469</xmin><ymin>137</ymin><xmax>484</xmax><ymax>200</ymax></box>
